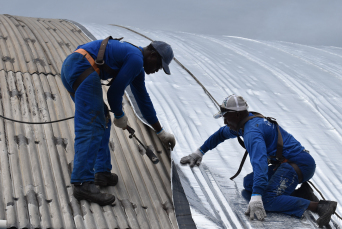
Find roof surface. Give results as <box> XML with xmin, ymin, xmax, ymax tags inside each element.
<box><xmin>0</xmin><ymin>14</ymin><xmax>176</xmax><ymax>229</ymax></box>
<box><xmin>80</xmin><ymin>23</ymin><xmax>342</xmax><ymax>228</ymax></box>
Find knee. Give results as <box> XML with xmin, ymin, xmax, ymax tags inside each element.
<box><xmin>243</xmin><ymin>173</ymin><xmax>254</xmax><ymax>191</ymax></box>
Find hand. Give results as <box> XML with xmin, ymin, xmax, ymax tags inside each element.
<box><xmin>157</xmin><ymin>129</ymin><xmax>176</xmax><ymax>150</ymax></box>
<box><xmin>114</xmin><ymin>113</ymin><xmax>128</xmax><ymax>129</ymax></box>
<box><xmin>180</xmin><ymin>149</ymin><xmax>203</xmax><ymax>167</ymax></box>
<box><xmin>245</xmin><ymin>195</ymin><xmax>266</xmax><ymax>220</ymax></box>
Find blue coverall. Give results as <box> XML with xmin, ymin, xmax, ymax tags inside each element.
<box><xmin>61</xmin><ymin>39</ymin><xmax>158</xmax><ymax>183</ymax></box>
<box><xmin>200</xmin><ymin>113</ymin><xmax>316</xmax><ymax>217</ymax></box>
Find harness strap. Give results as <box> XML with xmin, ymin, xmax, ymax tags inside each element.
<box><xmin>71</xmin><ymin>49</ymin><xmax>99</xmax><ymax>96</ymax></box>
<box><xmin>230</xmin><ymin>151</ymin><xmax>248</xmax><ymax>180</ymax></box>
<box><xmin>289</xmin><ymin>162</ymin><xmax>303</xmax><ymax>183</ymax></box>
<box><xmin>74</xmin><ymin>49</ymin><xmax>100</xmax><ymax>75</ymax></box>
<box><xmin>230</xmin><ymin>112</ymin><xmax>295</xmax><ymax>181</ymax></box>
<box><xmin>70</xmin><ymin>37</ymin><xmax>141</xmax><ymax>95</ymax></box>
<box><xmin>230</xmin><ymin>113</ymin><xmax>263</xmax><ymax>180</ymax></box>
<box><xmin>72</xmin><ymin>66</ymin><xmax>95</xmax><ymax>93</ymax></box>
<box><xmin>96</xmin><ymin>36</ymin><xmax>115</xmax><ymax>65</ymax></box>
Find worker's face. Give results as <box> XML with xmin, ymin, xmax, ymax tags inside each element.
<box><xmin>144</xmin><ymin>51</ymin><xmax>163</xmax><ymax>75</ymax></box>
<box><xmin>223</xmin><ymin>111</ymin><xmax>239</xmax><ymax>131</ymax></box>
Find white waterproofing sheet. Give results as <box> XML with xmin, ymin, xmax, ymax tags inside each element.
<box><xmin>78</xmin><ymin>23</ymin><xmax>342</xmax><ymax>228</ymax></box>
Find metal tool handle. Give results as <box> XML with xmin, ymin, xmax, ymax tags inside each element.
<box><xmin>126</xmin><ymin>125</ymin><xmax>159</xmax><ymax>164</ymax></box>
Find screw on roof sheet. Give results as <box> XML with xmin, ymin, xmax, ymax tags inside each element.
<box><xmin>14</xmin><ymin>134</ymin><xmax>29</xmax><ymax>146</ymax></box>
<box><xmin>54</xmin><ymin>137</ymin><xmax>68</xmax><ymax>149</ymax></box>
<box><xmin>44</xmin><ymin>92</ymin><xmax>56</xmax><ymax>101</ymax></box>
<box><xmin>162</xmin><ymin>200</ymin><xmax>174</xmax><ymax>214</ymax></box>
<box><xmin>24</xmin><ymin>38</ymin><xmax>36</xmax><ymax>43</ymax></box>
<box><xmin>33</xmin><ymin>58</ymin><xmax>46</xmax><ymax>66</ymax></box>
<box><xmin>9</xmin><ymin>89</ymin><xmax>20</xmax><ymax>98</ymax></box>
<box><xmin>2</xmin><ymin>56</ymin><xmax>15</xmax><ymax>63</ymax></box>
<box><xmin>7</xmin><ymin>202</ymin><xmax>14</xmax><ymax>206</ymax></box>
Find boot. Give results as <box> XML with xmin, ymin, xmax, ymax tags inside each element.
<box><xmin>95</xmin><ymin>172</ymin><xmax>118</xmax><ymax>187</ymax></box>
<box><xmin>316</xmin><ymin>200</ymin><xmax>337</xmax><ymax>227</ymax></box>
<box><xmin>292</xmin><ymin>182</ymin><xmax>319</xmax><ymax>202</ymax></box>
<box><xmin>73</xmin><ymin>182</ymin><xmax>115</xmax><ymax>206</ymax></box>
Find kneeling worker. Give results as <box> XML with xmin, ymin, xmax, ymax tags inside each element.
<box><xmin>61</xmin><ymin>37</ymin><xmax>176</xmax><ymax>206</ymax></box>
<box><xmin>181</xmin><ymin>94</ymin><xmax>337</xmax><ymax>227</ymax></box>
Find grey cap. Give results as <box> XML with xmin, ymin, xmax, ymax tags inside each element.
<box><xmin>213</xmin><ymin>95</ymin><xmax>249</xmax><ymax>119</ymax></box>
<box><xmin>151</xmin><ymin>41</ymin><xmax>174</xmax><ymax>75</ymax></box>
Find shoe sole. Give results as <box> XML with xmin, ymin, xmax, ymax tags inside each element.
<box><xmin>317</xmin><ymin>202</ymin><xmax>337</xmax><ymax>227</ymax></box>
<box><xmin>74</xmin><ymin>193</ymin><xmax>116</xmax><ymax>206</ymax></box>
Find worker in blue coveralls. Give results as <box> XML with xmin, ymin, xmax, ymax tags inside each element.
<box><xmin>180</xmin><ymin>95</ymin><xmax>337</xmax><ymax>227</ymax></box>
<box><xmin>61</xmin><ymin>38</ymin><xmax>176</xmax><ymax>206</ymax></box>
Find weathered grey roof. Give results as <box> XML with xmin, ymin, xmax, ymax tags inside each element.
<box><xmin>0</xmin><ymin>14</ymin><xmax>177</xmax><ymax>229</ymax></box>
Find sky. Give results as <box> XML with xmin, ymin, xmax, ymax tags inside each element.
<box><xmin>2</xmin><ymin>0</ymin><xmax>342</xmax><ymax>47</ymax></box>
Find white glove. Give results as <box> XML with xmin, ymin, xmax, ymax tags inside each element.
<box><xmin>180</xmin><ymin>149</ymin><xmax>203</xmax><ymax>167</ymax></box>
<box><xmin>114</xmin><ymin>113</ymin><xmax>128</xmax><ymax>129</ymax></box>
<box><xmin>245</xmin><ymin>195</ymin><xmax>266</xmax><ymax>220</ymax></box>
<box><xmin>157</xmin><ymin>129</ymin><xmax>176</xmax><ymax>150</ymax></box>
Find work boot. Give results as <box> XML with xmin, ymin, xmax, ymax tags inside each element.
<box><xmin>95</xmin><ymin>172</ymin><xmax>118</xmax><ymax>187</ymax></box>
<box><xmin>316</xmin><ymin>200</ymin><xmax>337</xmax><ymax>227</ymax></box>
<box><xmin>73</xmin><ymin>182</ymin><xmax>115</xmax><ymax>206</ymax></box>
<box><xmin>292</xmin><ymin>182</ymin><xmax>319</xmax><ymax>202</ymax></box>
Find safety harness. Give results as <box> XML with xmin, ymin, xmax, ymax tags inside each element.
<box><xmin>230</xmin><ymin>111</ymin><xmax>303</xmax><ymax>183</ymax></box>
<box><xmin>70</xmin><ymin>36</ymin><xmax>143</xmax><ymax>96</ymax></box>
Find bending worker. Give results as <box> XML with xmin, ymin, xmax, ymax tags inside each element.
<box><xmin>181</xmin><ymin>94</ymin><xmax>337</xmax><ymax>227</ymax></box>
<box><xmin>61</xmin><ymin>37</ymin><xmax>176</xmax><ymax>206</ymax></box>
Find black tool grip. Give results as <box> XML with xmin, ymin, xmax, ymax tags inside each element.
<box><xmin>126</xmin><ymin>125</ymin><xmax>135</xmax><ymax>135</ymax></box>
<box><xmin>146</xmin><ymin>147</ymin><xmax>160</xmax><ymax>164</ymax></box>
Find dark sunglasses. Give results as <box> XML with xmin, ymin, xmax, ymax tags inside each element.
<box><xmin>220</xmin><ymin>106</ymin><xmax>236</xmax><ymax>116</ymax></box>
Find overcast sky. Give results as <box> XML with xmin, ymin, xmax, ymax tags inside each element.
<box><xmin>2</xmin><ymin>0</ymin><xmax>342</xmax><ymax>47</ymax></box>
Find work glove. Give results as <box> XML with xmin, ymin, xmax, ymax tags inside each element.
<box><xmin>157</xmin><ymin>129</ymin><xmax>176</xmax><ymax>150</ymax></box>
<box><xmin>114</xmin><ymin>112</ymin><xmax>128</xmax><ymax>129</ymax></box>
<box><xmin>245</xmin><ymin>195</ymin><xmax>266</xmax><ymax>220</ymax></box>
<box><xmin>180</xmin><ymin>149</ymin><xmax>203</xmax><ymax>167</ymax></box>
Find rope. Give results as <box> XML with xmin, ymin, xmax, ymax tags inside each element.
<box><xmin>0</xmin><ymin>114</ymin><xmax>74</xmax><ymax>124</ymax></box>
<box><xmin>110</xmin><ymin>24</ymin><xmax>220</xmax><ymax>110</ymax></box>
<box><xmin>308</xmin><ymin>180</ymin><xmax>342</xmax><ymax>220</ymax></box>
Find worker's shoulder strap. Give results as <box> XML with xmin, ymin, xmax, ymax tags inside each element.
<box><xmin>96</xmin><ymin>36</ymin><xmax>123</xmax><ymax>64</ymax></box>
<box><xmin>236</xmin><ymin>111</ymin><xmax>264</xmax><ymax>149</ymax></box>
<box><xmin>230</xmin><ymin>111</ymin><xmax>284</xmax><ymax>180</ymax></box>
<box><xmin>95</xmin><ymin>36</ymin><xmax>122</xmax><ymax>84</ymax></box>
<box><xmin>95</xmin><ymin>36</ymin><xmax>143</xmax><ymax>86</ymax></box>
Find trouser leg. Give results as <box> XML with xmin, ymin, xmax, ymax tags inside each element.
<box><xmin>262</xmin><ymin>163</ymin><xmax>310</xmax><ymax>218</ymax></box>
<box><xmin>243</xmin><ymin>165</ymin><xmax>276</xmax><ymax>192</ymax></box>
<box><xmin>94</xmin><ymin>116</ymin><xmax>112</xmax><ymax>173</ymax></box>
<box><xmin>70</xmin><ymin>72</ymin><xmax>106</xmax><ymax>183</ymax></box>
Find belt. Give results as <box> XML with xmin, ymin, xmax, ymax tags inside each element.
<box><xmin>288</xmin><ymin>162</ymin><xmax>303</xmax><ymax>183</ymax></box>
<box><xmin>272</xmin><ymin>158</ymin><xmax>303</xmax><ymax>183</ymax></box>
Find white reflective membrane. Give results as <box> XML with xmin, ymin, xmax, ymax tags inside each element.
<box><xmin>82</xmin><ymin>23</ymin><xmax>342</xmax><ymax>228</ymax></box>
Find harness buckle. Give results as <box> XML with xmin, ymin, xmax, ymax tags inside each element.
<box><xmin>95</xmin><ymin>59</ymin><xmax>105</xmax><ymax>66</ymax></box>
<box><xmin>267</xmin><ymin>117</ymin><xmax>277</xmax><ymax>123</ymax></box>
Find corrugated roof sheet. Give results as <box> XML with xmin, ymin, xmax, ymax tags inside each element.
<box><xmin>0</xmin><ymin>14</ymin><xmax>177</xmax><ymax>229</ymax></box>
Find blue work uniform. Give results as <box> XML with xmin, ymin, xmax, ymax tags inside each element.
<box><xmin>200</xmin><ymin>113</ymin><xmax>316</xmax><ymax>217</ymax></box>
<box><xmin>61</xmin><ymin>39</ymin><xmax>158</xmax><ymax>183</ymax></box>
